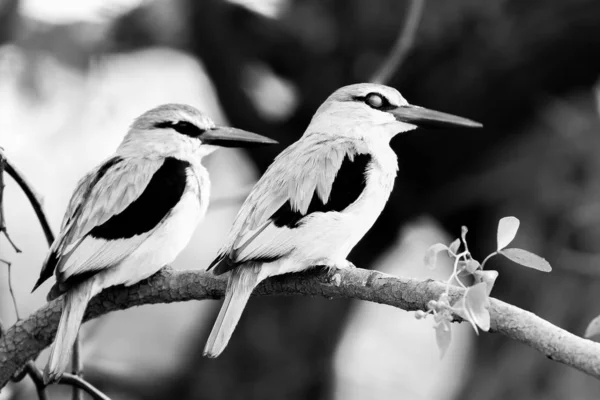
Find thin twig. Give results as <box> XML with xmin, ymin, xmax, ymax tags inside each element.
<box><xmin>0</xmin><ymin>151</ymin><xmax>21</xmax><ymax>253</ymax></box>
<box><xmin>0</xmin><ymin>151</ymin><xmax>48</xmax><ymax>400</ymax></box>
<box><xmin>0</xmin><ymin>151</ymin><xmax>6</xmax><ymax>235</ymax></box>
<box><xmin>24</xmin><ymin>362</ymin><xmax>48</xmax><ymax>400</ymax></box>
<box><xmin>13</xmin><ymin>361</ymin><xmax>110</xmax><ymax>400</ymax></box>
<box><xmin>1</xmin><ymin>148</ymin><xmax>55</xmax><ymax>246</ymax></box>
<box><xmin>72</xmin><ymin>333</ymin><xmax>83</xmax><ymax>400</ymax></box>
<box><xmin>370</xmin><ymin>0</ymin><xmax>425</xmax><ymax>84</ymax></box>
<box><xmin>0</xmin><ymin>149</ymin><xmax>74</xmax><ymax>399</ymax></box>
<box><xmin>4</xmin><ymin>260</ymin><xmax>20</xmax><ymax>320</ymax></box>
<box><xmin>59</xmin><ymin>373</ymin><xmax>112</xmax><ymax>400</ymax></box>
<box><xmin>1</xmin><ymin>232</ymin><xmax>20</xmax><ymax>253</ymax></box>
<box><xmin>0</xmin><ymin>149</ymin><xmax>60</xmax><ymax>399</ymax></box>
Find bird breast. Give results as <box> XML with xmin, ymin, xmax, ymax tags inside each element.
<box><xmin>286</xmin><ymin>146</ymin><xmax>397</xmax><ymax>267</ymax></box>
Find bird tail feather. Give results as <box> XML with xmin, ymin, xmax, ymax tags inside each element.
<box><xmin>44</xmin><ymin>279</ymin><xmax>94</xmax><ymax>383</ymax></box>
<box><xmin>203</xmin><ymin>265</ymin><xmax>262</xmax><ymax>358</ymax></box>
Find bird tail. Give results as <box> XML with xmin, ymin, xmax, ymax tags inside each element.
<box><xmin>44</xmin><ymin>279</ymin><xmax>94</xmax><ymax>383</ymax></box>
<box><xmin>203</xmin><ymin>265</ymin><xmax>263</xmax><ymax>358</ymax></box>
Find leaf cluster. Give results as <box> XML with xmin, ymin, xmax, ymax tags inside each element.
<box><xmin>422</xmin><ymin>216</ymin><xmax>551</xmax><ymax>357</ymax></box>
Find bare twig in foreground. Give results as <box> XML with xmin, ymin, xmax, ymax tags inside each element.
<box><xmin>0</xmin><ymin>149</ymin><xmax>92</xmax><ymax>398</ymax></box>
<box><xmin>2</xmin><ymin>260</ymin><xmax>21</xmax><ymax>320</ymax></box>
<box><xmin>71</xmin><ymin>333</ymin><xmax>84</xmax><ymax>400</ymax></box>
<box><xmin>1</xmin><ymin>266</ymin><xmax>600</xmax><ymax>387</ymax></box>
<box><xmin>370</xmin><ymin>0</ymin><xmax>425</xmax><ymax>84</ymax></box>
<box><xmin>24</xmin><ymin>362</ymin><xmax>48</xmax><ymax>400</ymax></box>
<box><xmin>0</xmin><ymin>150</ymin><xmax>22</xmax><ymax>253</ymax></box>
<box><xmin>10</xmin><ymin>360</ymin><xmax>109</xmax><ymax>400</ymax></box>
<box><xmin>1</xmin><ymin>148</ymin><xmax>55</xmax><ymax>246</ymax></box>
<box><xmin>59</xmin><ymin>373</ymin><xmax>111</xmax><ymax>400</ymax></box>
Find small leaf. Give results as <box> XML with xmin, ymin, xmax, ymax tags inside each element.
<box><xmin>452</xmin><ymin>297</ymin><xmax>478</xmax><ymax>333</ymax></box>
<box><xmin>465</xmin><ymin>282</ymin><xmax>490</xmax><ymax>331</ymax></box>
<box><xmin>584</xmin><ymin>315</ymin><xmax>600</xmax><ymax>340</ymax></box>
<box><xmin>500</xmin><ymin>248</ymin><xmax>552</xmax><ymax>272</ymax></box>
<box><xmin>497</xmin><ymin>216</ymin><xmax>520</xmax><ymax>251</ymax></box>
<box><xmin>473</xmin><ymin>270</ymin><xmax>499</xmax><ymax>296</ymax></box>
<box><xmin>424</xmin><ymin>243</ymin><xmax>448</xmax><ymax>269</ymax></box>
<box><xmin>456</xmin><ymin>262</ymin><xmax>471</xmax><ymax>280</ymax></box>
<box><xmin>449</xmin><ymin>238</ymin><xmax>461</xmax><ymax>255</ymax></box>
<box><xmin>435</xmin><ymin>320</ymin><xmax>452</xmax><ymax>359</ymax></box>
<box><xmin>457</xmin><ymin>260</ymin><xmax>479</xmax><ymax>281</ymax></box>
<box><xmin>465</xmin><ymin>259</ymin><xmax>480</xmax><ymax>274</ymax></box>
<box><xmin>457</xmin><ymin>259</ymin><xmax>468</xmax><ymax>270</ymax></box>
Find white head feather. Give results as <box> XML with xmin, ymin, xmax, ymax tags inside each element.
<box><xmin>305</xmin><ymin>83</ymin><xmax>416</xmax><ymax>143</ymax></box>
<box><xmin>117</xmin><ymin>103</ymin><xmax>216</xmax><ymax>162</ymax></box>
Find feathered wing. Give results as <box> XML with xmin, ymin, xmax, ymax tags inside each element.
<box><xmin>204</xmin><ymin>134</ymin><xmax>370</xmax><ymax>357</ymax></box>
<box><xmin>32</xmin><ymin>156</ymin><xmax>164</xmax><ymax>295</ymax></box>
<box><xmin>208</xmin><ymin>133</ymin><xmax>369</xmax><ymax>274</ymax></box>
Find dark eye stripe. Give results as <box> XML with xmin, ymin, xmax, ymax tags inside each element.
<box><xmin>154</xmin><ymin>121</ymin><xmax>205</xmax><ymax>137</ymax></box>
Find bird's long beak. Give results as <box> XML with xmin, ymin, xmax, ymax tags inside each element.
<box><xmin>200</xmin><ymin>127</ymin><xmax>278</xmax><ymax>147</ymax></box>
<box><xmin>391</xmin><ymin>105</ymin><xmax>483</xmax><ymax>129</ymax></box>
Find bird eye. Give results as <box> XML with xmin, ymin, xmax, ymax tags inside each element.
<box><xmin>365</xmin><ymin>93</ymin><xmax>384</xmax><ymax>109</ymax></box>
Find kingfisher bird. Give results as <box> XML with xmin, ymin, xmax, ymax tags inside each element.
<box><xmin>204</xmin><ymin>83</ymin><xmax>482</xmax><ymax>357</ymax></box>
<box><xmin>32</xmin><ymin>103</ymin><xmax>277</xmax><ymax>382</ymax></box>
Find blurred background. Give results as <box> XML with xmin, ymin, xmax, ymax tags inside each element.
<box><xmin>1</xmin><ymin>0</ymin><xmax>600</xmax><ymax>399</ymax></box>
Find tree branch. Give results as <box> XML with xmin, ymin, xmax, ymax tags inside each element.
<box><xmin>1</xmin><ymin>266</ymin><xmax>599</xmax><ymax>388</ymax></box>
<box><xmin>370</xmin><ymin>0</ymin><xmax>425</xmax><ymax>84</ymax></box>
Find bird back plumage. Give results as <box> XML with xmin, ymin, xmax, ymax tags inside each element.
<box><xmin>33</xmin><ymin>155</ymin><xmax>165</xmax><ymax>296</ymax></box>
<box><xmin>208</xmin><ymin>132</ymin><xmax>370</xmax><ymax>274</ymax></box>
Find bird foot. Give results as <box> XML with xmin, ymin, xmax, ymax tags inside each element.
<box><xmin>323</xmin><ymin>260</ymin><xmax>355</xmax><ymax>273</ymax></box>
<box><xmin>331</xmin><ymin>260</ymin><xmax>356</xmax><ymax>269</ymax></box>
<box><xmin>323</xmin><ymin>261</ymin><xmax>355</xmax><ymax>287</ymax></box>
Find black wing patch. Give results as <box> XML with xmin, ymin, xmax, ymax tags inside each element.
<box><xmin>41</xmin><ymin>157</ymin><xmax>190</xmax><ymax>297</ymax></box>
<box><xmin>90</xmin><ymin>157</ymin><xmax>190</xmax><ymax>240</ymax></box>
<box><xmin>207</xmin><ymin>153</ymin><xmax>371</xmax><ymax>276</ymax></box>
<box><xmin>47</xmin><ymin>269</ymin><xmax>97</xmax><ymax>301</ymax></box>
<box><xmin>271</xmin><ymin>153</ymin><xmax>371</xmax><ymax>229</ymax></box>
<box><xmin>32</xmin><ymin>156</ymin><xmax>123</xmax><ymax>293</ymax></box>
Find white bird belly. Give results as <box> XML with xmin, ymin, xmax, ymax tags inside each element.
<box><xmin>99</xmin><ymin>178</ymin><xmax>206</xmax><ymax>288</ymax></box>
<box><xmin>267</xmin><ymin>166</ymin><xmax>393</xmax><ymax>276</ymax></box>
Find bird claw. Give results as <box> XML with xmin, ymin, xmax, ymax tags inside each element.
<box><xmin>325</xmin><ymin>260</ymin><xmax>355</xmax><ymax>272</ymax></box>
<box><xmin>324</xmin><ymin>261</ymin><xmax>355</xmax><ymax>286</ymax></box>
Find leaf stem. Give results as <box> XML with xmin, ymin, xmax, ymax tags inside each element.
<box><xmin>480</xmin><ymin>251</ymin><xmax>498</xmax><ymax>269</ymax></box>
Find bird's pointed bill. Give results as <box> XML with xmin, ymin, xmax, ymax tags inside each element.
<box><xmin>391</xmin><ymin>105</ymin><xmax>482</xmax><ymax>129</ymax></box>
<box><xmin>200</xmin><ymin>127</ymin><xmax>278</xmax><ymax>147</ymax></box>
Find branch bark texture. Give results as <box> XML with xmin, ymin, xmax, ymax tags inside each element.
<box><xmin>1</xmin><ymin>266</ymin><xmax>599</xmax><ymax>388</ymax></box>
